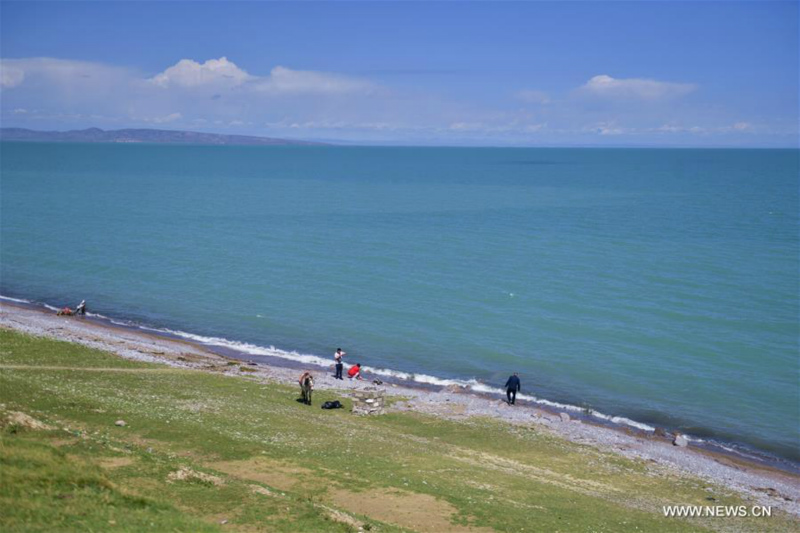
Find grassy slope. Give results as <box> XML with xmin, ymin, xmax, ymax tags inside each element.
<box><xmin>0</xmin><ymin>329</ymin><xmax>795</xmax><ymax>533</ymax></box>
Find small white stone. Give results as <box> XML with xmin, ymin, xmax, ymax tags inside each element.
<box><xmin>673</xmin><ymin>434</ymin><xmax>689</xmax><ymax>447</ymax></box>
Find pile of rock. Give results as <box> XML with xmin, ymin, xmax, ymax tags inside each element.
<box><xmin>351</xmin><ymin>387</ymin><xmax>385</xmax><ymax>416</ymax></box>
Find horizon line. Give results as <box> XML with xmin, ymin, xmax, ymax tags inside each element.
<box><xmin>1</xmin><ymin>126</ymin><xmax>797</xmax><ymax>150</ymax></box>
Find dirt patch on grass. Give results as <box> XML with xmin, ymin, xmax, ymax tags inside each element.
<box><xmin>329</xmin><ymin>488</ymin><xmax>494</xmax><ymax>533</ymax></box>
<box><xmin>207</xmin><ymin>458</ymin><xmax>313</xmax><ymax>492</ymax></box>
<box><xmin>444</xmin><ymin>404</ymin><xmax>467</xmax><ymax>416</ymax></box>
<box><xmin>316</xmin><ymin>504</ymin><xmax>364</xmax><ymax>529</ymax></box>
<box><xmin>249</xmin><ymin>484</ymin><xmax>279</xmax><ymax>497</ymax></box>
<box><xmin>2</xmin><ymin>411</ymin><xmax>53</xmax><ymax>430</ymax></box>
<box><xmin>98</xmin><ymin>457</ymin><xmax>135</xmax><ymax>469</ymax></box>
<box><xmin>168</xmin><ymin>466</ymin><xmax>225</xmax><ymax>486</ymax></box>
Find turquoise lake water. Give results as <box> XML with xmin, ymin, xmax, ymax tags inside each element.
<box><xmin>1</xmin><ymin>142</ymin><xmax>798</xmax><ymax>462</ymax></box>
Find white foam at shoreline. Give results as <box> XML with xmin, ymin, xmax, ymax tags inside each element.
<box><xmin>144</xmin><ymin>324</ymin><xmax>665</xmax><ymax>435</ymax></box>
<box><xmin>0</xmin><ymin>295</ymin><xmax>32</xmax><ymax>304</ymax></box>
<box><xmin>0</xmin><ymin>293</ymin><xmax>694</xmax><ymax>443</ymax></box>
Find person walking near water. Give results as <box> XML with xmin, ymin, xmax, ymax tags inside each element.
<box><xmin>334</xmin><ymin>348</ymin><xmax>346</xmax><ymax>380</ymax></box>
<box><xmin>505</xmin><ymin>373</ymin><xmax>521</xmax><ymax>405</ymax></box>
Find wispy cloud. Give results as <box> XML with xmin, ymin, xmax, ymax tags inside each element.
<box><xmin>0</xmin><ymin>57</ymin><xmax>134</xmax><ymax>91</ymax></box>
<box><xmin>578</xmin><ymin>74</ymin><xmax>696</xmax><ymax>101</ymax></box>
<box><xmin>1</xmin><ymin>63</ymin><xmax>25</xmax><ymax>88</ymax></box>
<box><xmin>144</xmin><ymin>112</ymin><xmax>183</xmax><ymax>124</ymax></box>
<box><xmin>257</xmin><ymin>66</ymin><xmax>376</xmax><ymax>95</ymax></box>
<box><xmin>515</xmin><ymin>89</ymin><xmax>550</xmax><ymax>104</ymax></box>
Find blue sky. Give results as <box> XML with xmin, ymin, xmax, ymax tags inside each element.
<box><xmin>1</xmin><ymin>1</ymin><xmax>797</xmax><ymax>146</ymax></box>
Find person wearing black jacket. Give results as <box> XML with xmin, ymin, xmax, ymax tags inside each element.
<box><xmin>504</xmin><ymin>373</ymin><xmax>521</xmax><ymax>405</ymax></box>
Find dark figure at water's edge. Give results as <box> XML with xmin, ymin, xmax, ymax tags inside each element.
<box><xmin>56</xmin><ymin>300</ymin><xmax>87</xmax><ymax>316</ymax></box>
<box><xmin>334</xmin><ymin>348</ymin><xmax>346</xmax><ymax>380</ymax></box>
<box><xmin>505</xmin><ymin>373</ymin><xmax>521</xmax><ymax>405</ymax></box>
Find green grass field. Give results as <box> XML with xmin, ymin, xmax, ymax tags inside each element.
<box><xmin>0</xmin><ymin>329</ymin><xmax>795</xmax><ymax>532</ymax></box>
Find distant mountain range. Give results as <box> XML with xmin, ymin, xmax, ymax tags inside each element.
<box><xmin>0</xmin><ymin>127</ymin><xmax>326</xmax><ymax>146</ymax></box>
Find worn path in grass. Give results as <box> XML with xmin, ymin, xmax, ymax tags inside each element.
<box><xmin>2</xmin><ymin>329</ymin><xmax>798</xmax><ymax>533</ymax></box>
<box><xmin>0</xmin><ymin>364</ymin><xmax>185</xmax><ymax>373</ymax></box>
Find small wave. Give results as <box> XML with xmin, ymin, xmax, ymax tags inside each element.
<box><xmin>1</xmin><ymin>295</ymin><xmax>32</xmax><ymax>304</ymax></box>
<box><xmin>150</xmin><ymin>327</ymin><xmax>335</xmax><ymax>369</ymax></box>
<box><xmin>715</xmin><ymin>443</ymin><xmax>740</xmax><ymax>453</ymax></box>
<box><xmin>591</xmin><ymin>412</ymin><xmax>656</xmax><ymax>432</ymax></box>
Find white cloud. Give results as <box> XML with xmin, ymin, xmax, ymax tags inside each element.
<box><xmin>148</xmin><ymin>57</ymin><xmax>375</xmax><ymax>96</ymax></box>
<box><xmin>449</xmin><ymin>121</ymin><xmax>485</xmax><ymax>131</ymax></box>
<box><xmin>579</xmin><ymin>74</ymin><xmax>696</xmax><ymax>101</ymax></box>
<box><xmin>146</xmin><ymin>112</ymin><xmax>182</xmax><ymax>124</ymax></box>
<box><xmin>257</xmin><ymin>66</ymin><xmax>376</xmax><ymax>95</ymax></box>
<box><xmin>656</xmin><ymin>123</ymin><xmax>684</xmax><ymax>133</ymax></box>
<box><xmin>1</xmin><ymin>62</ymin><xmax>25</xmax><ymax>88</ymax></box>
<box><xmin>149</xmin><ymin>57</ymin><xmax>251</xmax><ymax>88</ymax></box>
<box><xmin>516</xmin><ymin>89</ymin><xmax>550</xmax><ymax>104</ymax></box>
<box><xmin>0</xmin><ymin>58</ymin><xmax>135</xmax><ymax>92</ymax></box>
<box><xmin>654</xmin><ymin>123</ymin><xmax>707</xmax><ymax>134</ymax></box>
<box><xmin>263</xmin><ymin>119</ymin><xmax>401</xmax><ymax>131</ymax></box>
<box><xmin>653</xmin><ymin>122</ymin><xmax>760</xmax><ymax>135</ymax></box>
<box><xmin>446</xmin><ymin>118</ymin><xmax>547</xmax><ymax>135</ymax></box>
<box><xmin>522</xmin><ymin>123</ymin><xmax>546</xmax><ymax>132</ymax></box>
<box><xmin>584</xmin><ymin>122</ymin><xmax>628</xmax><ymax>135</ymax></box>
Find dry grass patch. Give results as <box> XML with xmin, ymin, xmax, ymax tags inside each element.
<box><xmin>208</xmin><ymin>457</ymin><xmax>314</xmax><ymax>492</ymax></box>
<box><xmin>2</xmin><ymin>411</ymin><xmax>53</xmax><ymax>430</ymax></box>
<box><xmin>330</xmin><ymin>488</ymin><xmax>494</xmax><ymax>533</ymax></box>
<box><xmin>167</xmin><ymin>466</ymin><xmax>225</xmax><ymax>486</ymax></box>
<box><xmin>97</xmin><ymin>456</ymin><xmax>135</xmax><ymax>469</ymax></box>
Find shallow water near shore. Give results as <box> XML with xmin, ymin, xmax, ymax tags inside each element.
<box><xmin>1</xmin><ymin>142</ymin><xmax>798</xmax><ymax>462</ymax></box>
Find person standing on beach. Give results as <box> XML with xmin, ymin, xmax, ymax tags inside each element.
<box><xmin>334</xmin><ymin>348</ymin><xmax>346</xmax><ymax>380</ymax></box>
<box><xmin>505</xmin><ymin>373</ymin><xmax>521</xmax><ymax>405</ymax></box>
